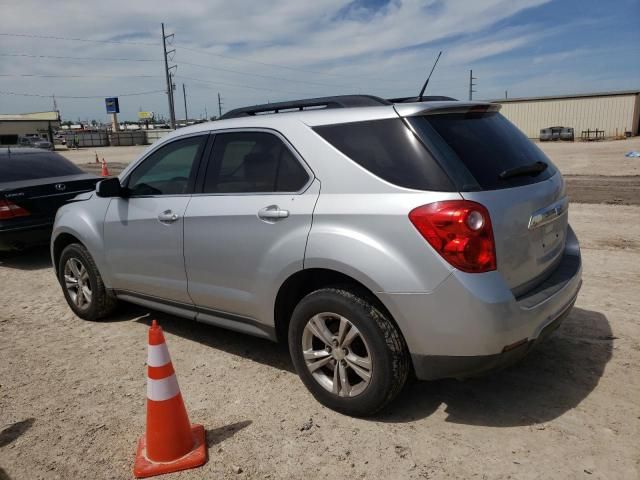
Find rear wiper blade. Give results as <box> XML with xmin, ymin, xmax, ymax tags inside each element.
<box><xmin>499</xmin><ymin>161</ymin><xmax>548</xmax><ymax>180</ymax></box>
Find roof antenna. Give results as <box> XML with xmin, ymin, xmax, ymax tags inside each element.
<box><xmin>417</xmin><ymin>51</ymin><xmax>442</xmax><ymax>102</ymax></box>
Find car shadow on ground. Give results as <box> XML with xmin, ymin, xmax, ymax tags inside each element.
<box><xmin>129</xmin><ymin>306</ymin><xmax>610</xmax><ymax>427</ymax></box>
<box><xmin>133</xmin><ymin>311</ymin><xmax>295</xmax><ymax>374</ymax></box>
<box><xmin>0</xmin><ymin>246</ymin><xmax>51</xmax><ymax>270</ymax></box>
<box><xmin>378</xmin><ymin>307</ymin><xmax>613</xmax><ymax>426</ymax></box>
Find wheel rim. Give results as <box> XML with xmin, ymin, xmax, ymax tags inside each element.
<box><xmin>63</xmin><ymin>257</ymin><xmax>92</xmax><ymax>310</ymax></box>
<box><xmin>301</xmin><ymin>312</ymin><xmax>372</xmax><ymax>398</ymax></box>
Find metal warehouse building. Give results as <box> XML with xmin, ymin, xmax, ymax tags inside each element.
<box><xmin>0</xmin><ymin>111</ymin><xmax>60</xmax><ymax>145</ymax></box>
<box><xmin>493</xmin><ymin>90</ymin><xmax>640</xmax><ymax>139</ymax></box>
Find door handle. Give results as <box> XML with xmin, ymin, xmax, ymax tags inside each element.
<box><xmin>158</xmin><ymin>210</ymin><xmax>180</xmax><ymax>223</ymax></box>
<box><xmin>258</xmin><ymin>205</ymin><xmax>289</xmax><ymax>221</ymax></box>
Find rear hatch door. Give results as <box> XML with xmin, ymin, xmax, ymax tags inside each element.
<box><xmin>402</xmin><ymin>104</ymin><xmax>568</xmax><ymax>293</ymax></box>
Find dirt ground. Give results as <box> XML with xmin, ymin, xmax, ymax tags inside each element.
<box><xmin>565</xmin><ymin>175</ymin><xmax>640</xmax><ymax>205</ymax></box>
<box><xmin>1</xmin><ymin>141</ymin><xmax>639</xmax><ymax>479</ymax></box>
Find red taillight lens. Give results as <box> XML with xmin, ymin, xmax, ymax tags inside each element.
<box><xmin>409</xmin><ymin>200</ymin><xmax>496</xmax><ymax>273</ymax></box>
<box><xmin>0</xmin><ymin>199</ymin><xmax>31</xmax><ymax>220</ymax></box>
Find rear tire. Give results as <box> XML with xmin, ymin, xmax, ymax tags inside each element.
<box><xmin>288</xmin><ymin>288</ymin><xmax>409</xmax><ymax>416</ymax></box>
<box><xmin>58</xmin><ymin>243</ymin><xmax>117</xmax><ymax>321</ymax></box>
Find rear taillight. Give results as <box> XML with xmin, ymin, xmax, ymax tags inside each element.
<box><xmin>409</xmin><ymin>200</ymin><xmax>496</xmax><ymax>273</ymax></box>
<box><xmin>0</xmin><ymin>199</ymin><xmax>31</xmax><ymax>220</ymax></box>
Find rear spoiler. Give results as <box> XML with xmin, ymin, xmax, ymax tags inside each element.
<box><xmin>394</xmin><ymin>102</ymin><xmax>501</xmax><ymax>118</ymax></box>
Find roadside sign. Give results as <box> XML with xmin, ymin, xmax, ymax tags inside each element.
<box><xmin>105</xmin><ymin>97</ymin><xmax>120</xmax><ymax>114</ymax></box>
<box><xmin>137</xmin><ymin>111</ymin><xmax>154</xmax><ymax>120</ymax></box>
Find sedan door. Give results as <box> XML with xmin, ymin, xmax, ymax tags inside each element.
<box><xmin>184</xmin><ymin>130</ymin><xmax>318</xmax><ymax>337</ymax></box>
<box><xmin>104</xmin><ymin>134</ymin><xmax>208</xmax><ymax>304</ymax></box>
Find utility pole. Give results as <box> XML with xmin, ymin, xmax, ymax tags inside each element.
<box><xmin>204</xmin><ymin>105</ymin><xmax>208</xmax><ymax>120</ymax></box>
<box><xmin>468</xmin><ymin>70</ymin><xmax>477</xmax><ymax>101</ymax></box>
<box><xmin>162</xmin><ymin>23</ymin><xmax>177</xmax><ymax>129</ymax></box>
<box><xmin>182</xmin><ymin>83</ymin><xmax>188</xmax><ymax>124</ymax></box>
<box><xmin>218</xmin><ymin>93</ymin><xmax>223</xmax><ymax>118</ymax></box>
<box><xmin>505</xmin><ymin>90</ymin><xmax>508</xmax><ymax>100</ymax></box>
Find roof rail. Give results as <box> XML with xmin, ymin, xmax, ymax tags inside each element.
<box><xmin>219</xmin><ymin>95</ymin><xmax>391</xmax><ymax>119</ymax></box>
<box><xmin>388</xmin><ymin>95</ymin><xmax>458</xmax><ymax>103</ymax></box>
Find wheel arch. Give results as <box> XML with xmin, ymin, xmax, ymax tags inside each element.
<box><xmin>273</xmin><ymin>267</ymin><xmax>404</xmax><ymax>346</ymax></box>
<box><xmin>52</xmin><ymin>232</ymin><xmax>85</xmax><ymax>278</ymax></box>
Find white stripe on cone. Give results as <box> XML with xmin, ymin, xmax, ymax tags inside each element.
<box><xmin>147</xmin><ymin>343</ymin><xmax>171</xmax><ymax>367</ymax></box>
<box><xmin>147</xmin><ymin>373</ymin><xmax>180</xmax><ymax>402</ymax></box>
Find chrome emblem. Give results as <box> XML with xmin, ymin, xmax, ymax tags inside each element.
<box><xmin>55</xmin><ymin>183</ymin><xmax>66</xmax><ymax>191</ymax></box>
<box><xmin>528</xmin><ymin>198</ymin><xmax>568</xmax><ymax>230</ymax></box>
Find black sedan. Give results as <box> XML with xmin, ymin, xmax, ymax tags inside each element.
<box><xmin>0</xmin><ymin>148</ymin><xmax>101</xmax><ymax>251</ymax></box>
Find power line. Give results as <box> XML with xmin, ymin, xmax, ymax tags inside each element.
<box><xmin>0</xmin><ymin>73</ymin><xmax>162</xmax><ymax>79</ymax></box>
<box><xmin>0</xmin><ymin>31</ymin><xmax>370</xmax><ymax>81</ymax></box>
<box><xmin>0</xmin><ymin>89</ymin><xmax>165</xmax><ymax>99</ymax></box>
<box><xmin>176</xmin><ymin>44</ymin><xmax>347</xmax><ymax>78</ymax></box>
<box><xmin>0</xmin><ymin>53</ymin><xmax>160</xmax><ymax>62</ymax></box>
<box><xmin>0</xmin><ymin>32</ymin><xmax>158</xmax><ymax>47</ymax></box>
<box><xmin>0</xmin><ymin>53</ymin><xmax>369</xmax><ymax>90</ymax></box>
<box><xmin>178</xmin><ymin>60</ymin><xmax>359</xmax><ymax>89</ymax></box>
<box><xmin>175</xmin><ymin>44</ymin><xmax>422</xmax><ymax>86</ymax></box>
<box><xmin>176</xmin><ymin>75</ymin><xmax>315</xmax><ymax>96</ymax></box>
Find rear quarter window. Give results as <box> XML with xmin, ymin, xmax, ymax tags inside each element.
<box><xmin>313</xmin><ymin>118</ymin><xmax>454</xmax><ymax>191</ymax></box>
<box><xmin>0</xmin><ymin>150</ymin><xmax>83</xmax><ymax>182</ymax></box>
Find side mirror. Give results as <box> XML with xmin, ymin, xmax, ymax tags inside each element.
<box><xmin>96</xmin><ymin>177</ymin><xmax>123</xmax><ymax>197</ymax></box>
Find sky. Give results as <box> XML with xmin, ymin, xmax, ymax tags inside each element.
<box><xmin>0</xmin><ymin>0</ymin><xmax>638</xmax><ymax>122</ymax></box>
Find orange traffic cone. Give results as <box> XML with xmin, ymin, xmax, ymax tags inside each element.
<box><xmin>94</xmin><ymin>151</ymin><xmax>99</xmax><ymax>164</ymax></box>
<box><xmin>133</xmin><ymin>320</ymin><xmax>207</xmax><ymax>478</ymax></box>
<box><xmin>101</xmin><ymin>159</ymin><xmax>110</xmax><ymax>177</ymax></box>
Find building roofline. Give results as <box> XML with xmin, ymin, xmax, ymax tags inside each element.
<box><xmin>0</xmin><ymin>111</ymin><xmax>61</xmax><ymax>121</ymax></box>
<box><xmin>491</xmin><ymin>89</ymin><xmax>640</xmax><ymax>103</ymax></box>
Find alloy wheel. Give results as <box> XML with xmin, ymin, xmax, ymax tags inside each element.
<box><xmin>63</xmin><ymin>257</ymin><xmax>92</xmax><ymax>309</ymax></box>
<box><xmin>301</xmin><ymin>312</ymin><xmax>373</xmax><ymax>397</ymax></box>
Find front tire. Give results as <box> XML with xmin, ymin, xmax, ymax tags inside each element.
<box><xmin>288</xmin><ymin>288</ymin><xmax>409</xmax><ymax>416</ymax></box>
<box><xmin>58</xmin><ymin>243</ymin><xmax>117</xmax><ymax>321</ymax></box>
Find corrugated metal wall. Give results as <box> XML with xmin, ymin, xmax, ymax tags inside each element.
<box><xmin>496</xmin><ymin>94</ymin><xmax>639</xmax><ymax>138</ymax></box>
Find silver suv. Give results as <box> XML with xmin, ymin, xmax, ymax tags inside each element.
<box><xmin>51</xmin><ymin>95</ymin><xmax>582</xmax><ymax>416</ymax></box>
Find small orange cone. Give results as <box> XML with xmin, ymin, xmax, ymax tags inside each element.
<box><xmin>94</xmin><ymin>151</ymin><xmax>99</xmax><ymax>164</ymax></box>
<box><xmin>101</xmin><ymin>159</ymin><xmax>110</xmax><ymax>177</ymax></box>
<box><xmin>133</xmin><ymin>320</ymin><xmax>207</xmax><ymax>478</ymax></box>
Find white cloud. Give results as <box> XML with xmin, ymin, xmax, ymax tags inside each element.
<box><xmin>2</xmin><ymin>0</ymin><xmax>632</xmax><ymax>120</ymax></box>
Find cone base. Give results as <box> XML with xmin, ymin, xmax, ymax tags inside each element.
<box><xmin>133</xmin><ymin>424</ymin><xmax>207</xmax><ymax>478</ymax></box>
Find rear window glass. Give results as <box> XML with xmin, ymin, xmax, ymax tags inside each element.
<box><xmin>313</xmin><ymin>118</ymin><xmax>454</xmax><ymax>191</ymax></box>
<box><xmin>0</xmin><ymin>150</ymin><xmax>84</xmax><ymax>182</ymax></box>
<box><xmin>408</xmin><ymin>111</ymin><xmax>557</xmax><ymax>190</ymax></box>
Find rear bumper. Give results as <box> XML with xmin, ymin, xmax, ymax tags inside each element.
<box><xmin>379</xmin><ymin>225</ymin><xmax>582</xmax><ymax>380</ymax></box>
<box><xmin>0</xmin><ymin>222</ymin><xmax>52</xmax><ymax>251</ymax></box>
<box><xmin>410</xmin><ymin>294</ymin><xmax>576</xmax><ymax>379</ymax></box>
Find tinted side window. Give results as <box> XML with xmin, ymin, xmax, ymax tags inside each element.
<box><xmin>313</xmin><ymin>118</ymin><xmax>454</xmax><ymax>191</ymax></box>
<box><xmin>202</xmin><ymin>132</ymin><xmax>309</xmax><ymax>193</ymax></box>
<box><xmin>127</xmin><ymin>135</ymin><xmax>206</xmax><ymax>196</ymax></box>
<box><xmin>409</xmin><ymin>112</ymin><xmax>557</xmax><ymax>190</ymax></box>
<box><xmin>0</xmin><ymin>151</ymin><xmax>83</xmax><ymax>182</ymax></box>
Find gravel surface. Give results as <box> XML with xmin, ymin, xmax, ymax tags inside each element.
<box><xmin>565</xmin><ymin>175</ymin><xmax>640</xmax><ymax>205</ymax></box>
<box><xmin>1</xmin><ymin>203</ymin><xmax>639</xmax><ymax>479</ymax></box>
